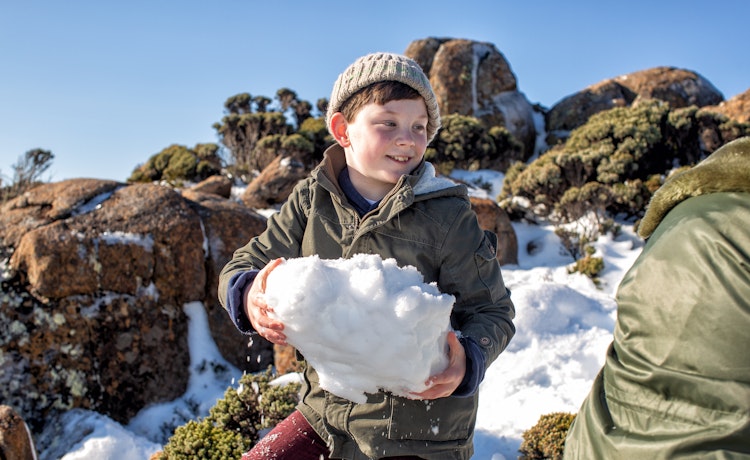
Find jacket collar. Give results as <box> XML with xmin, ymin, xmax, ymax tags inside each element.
<box><xmin>639</xmin><ymin>136</ymin><xmax>750</xmax><ymax>238</ymax></box>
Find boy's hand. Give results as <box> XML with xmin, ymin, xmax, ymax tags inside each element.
<box><xmin>411</xmin><ymin>331</ymin><xmax>466</xmax><ymax>400</ymax></box>
<box><xmin>244</xmin><ymin>258</ymin><xmax>287</xmax><ymax>345</ymax></box>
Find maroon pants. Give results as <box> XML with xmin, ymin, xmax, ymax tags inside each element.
<box><xmin>242</xmin><ymin>409</ymin><xmax>423</xmax><ymax>460</ymax></box>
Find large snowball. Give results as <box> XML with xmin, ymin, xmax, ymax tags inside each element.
<box><xmin>263</xmin><ymin>253</ymin><xmax>455</xmax><ymax>403</ymax></box>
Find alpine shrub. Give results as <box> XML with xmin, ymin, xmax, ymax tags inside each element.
<box><xmin>519</xmin><ymin>412</ymin><xmax>576</xmax><ymax>460</ymax></box>
<box><xmin>571</xmin><ymin>252</ymin><xmax>605</xmax><ymax>281</ymax></box>
<box><xmin>207</xmin><ymin>368</ymin><xmax>300</xmax><ymax>444</ymax></box>
<box><xmin>427</xmin><ymin>113</ymin><xmax>521</xmax><ymax>174</ymax></box>
<box><xmin>159</xmin><ymin>419</ymin><xmax>249</xmax><ymax>460</ymax></box>
<box><xmin>128</xmin><ymin>143</ymin><xmax>221</xmax><ymax>184</ymax></box>
<box><xmin>156</xmin><ymin>368</ymin><xmax>300</xmax><ymax>460</ymax></box>
<box><xmin>500</xmin><ymin>99</ymin><xmax>750</xmax><ymax>222</ymax></box>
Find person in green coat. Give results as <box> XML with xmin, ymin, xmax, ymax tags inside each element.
<box><xmin>564</xmin><ymin>136</ymin><xmax>750</xmax><ymax>459</ymax></box>
<box><xmin>218</xmin><ymin>52</ymin><xmax>515</xmax><ymax>460</ymax></box>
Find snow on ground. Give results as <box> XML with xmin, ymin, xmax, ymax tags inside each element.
<box><xmin>34</xmin><ymin>170</ymin><xmax>644</xmax><ymax>459</ymax></box>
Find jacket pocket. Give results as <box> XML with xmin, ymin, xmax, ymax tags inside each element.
<box><xmin>387</xmin><ymin>395</ymin><xmax>476</xmax><ymax>442</ymax></box>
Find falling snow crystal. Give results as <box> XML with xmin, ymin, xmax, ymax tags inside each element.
<box><xmin>263</xmin><ymin>253</ymin><xmax>456</xmax><ymax>403</ymax></box>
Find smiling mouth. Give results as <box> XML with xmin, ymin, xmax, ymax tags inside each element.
<box><xmin>388</xmin><ymin>155</ymin><xmax>411</xmax><ymax>163</ymax></box>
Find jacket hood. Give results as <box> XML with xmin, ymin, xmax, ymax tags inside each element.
<box><xmin>638</xmin><ymin>136</ymin><xmax>750</xmax><ymax>238</ymax></box>
<box><xmin>411</xmin><ymin>161</ymin><xmax>464</xmax><ymax>197</ymax></box>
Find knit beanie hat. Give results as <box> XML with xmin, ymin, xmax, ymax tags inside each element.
<box><xmin>326</xmin><ymin>52</ymin><xmax>441</xmax><ymax>143</ymax></box>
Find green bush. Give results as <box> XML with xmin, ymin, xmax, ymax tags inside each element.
<box><xmin>298</xmin><ymin>115</ymin><xmax>326</xmax><ymax>136</ymax></box>
<box><xmin>159</xmin><ymin>419</ymin><xmax>249</xmax><ymax>460</ymax></box>
<box><xmin>209</xmin><ymin>368</ymin><xmax>299</xmax><ymax>444</ymax></box>
<box><xmin>128</xmin><ymin>143</ymin><xmax>221</xmax><ymax>184</ymax></box>
<box><xmin>162</xmin><ymin>147</ymin><xmax>199</xmax><ymax>182</ymax></box>
<box><xmin>501</xmin><ymin>100</ymin><xmax>671</xmax><ymax>221</ymax></box>
<box><xmin>519</xmin><ymin>412</ymin><xmax>576</xmax><ymax>460</ymax></box>
<box><xmin>555</xmin><ymin>226</ymin><xmax>592</xmax><ymax>262</ymax></box>
<box><xmin>500</xmin><ymin>149</ymin><xmax>565</xmax><ymax>214</ymax></box>
<box><xmin>214</xmin><ymin>111</ymin><xmax>291</xmax><ymax>173</ymax></box>
<box><xmin>554</xmin><ymin>214</ymin><xmax>616</xmax><ymax>281</ymax></box>
<box><xmin>488</xmin><ymin>125</ymin><xmax>526</xmax><ymax>171</ymax></box>
<box><xmin>427</xmin><ymin>113</ymin><xmax>518</xmax><ymax>173</ymax></box>
<box><xmin>281</xmin><ymin>133</ymin><xmax>315</xmax><ymax>156</ymax></box>
<box><xmin>298</xmin><ymin>116</ymin><xmax>332</xmax><ymax>162</ymax></box>
<box><xmin>250</xmin><ymin>133</ymin><xmax>316</xmax><ymax>173</ymax></box>
<box><xmin>499</xmin><ymin>99</ymin><xmax>750</xmax><ymax>222</ymax></box>
<box><xmin>557</xmin><ymin>182</ymin><xmax>613</xmax><ymax>223</ymax></box>
<box><xmin>157</xmin><ymin>368</ymin><xmax>300</xmax><ymax>460</ymax></box>
<box><xmin>571</xmin><ymin>254</ymin><xmax>605</xmax><ymax>281</ymax></box>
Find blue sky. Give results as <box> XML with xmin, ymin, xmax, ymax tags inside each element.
<box><xmin>1</xmin><ymin>1</ymin><xmax>747</xmax><ymax>183</ymax></box>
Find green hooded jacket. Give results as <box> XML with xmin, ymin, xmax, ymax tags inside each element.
<box><xmin>564</xmin><ymin>137</ymin><xmax>750</xmax><ymax>459</ymax></box>
<box><xmin>218</xmin><ymin>144</ymin><xmax>515</xmax><ymax>459</ymax></box>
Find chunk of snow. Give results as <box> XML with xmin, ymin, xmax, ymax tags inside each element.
<box><xmin>263</xmin><ymin>253</ymin><xmax>455</xmax><ymax>403</ymax></box>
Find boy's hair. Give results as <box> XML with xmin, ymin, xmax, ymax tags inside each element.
<box><xmin>338</xmin><ymin>81</ymin><xmax>422</xmax><ymax>123</ymax></box>
<box><xmin>326</xmin><ymin>52</ymin><xmax>441</xmax><ymax>142</ymax></box>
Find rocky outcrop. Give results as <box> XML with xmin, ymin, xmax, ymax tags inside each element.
<box><xmin>544</xmin><ymin>80</ymin><xmax>636</xmax><ymax>144</ymax></box>
<box><xmin>241</xmin><ymin>155</ymin><xmax>308</xmax><ymax>209</ymax></box>
<box><xmin>0</xmin><ymin>178</ymin><xmax>121</xmax><ymax>249</ymax></box>
<box><xmin>0</xmin><ymin>179</ymin><xmax>270</xmax><ymax>429</ymax></box>
<box><xmin>546</xmin><ymin>66</ymin><xmax>725</xmax><ymax>143</ymax></box>
<box><xmin>405</xmin><ymin>38</ymin><xmax>746</xmax><ymax>157</ymax></box>
<box><xmin>404</xmin><ymin>37</ymin><xmax>449</xmax><ymax>75</ymax></box>
<box><xmin>406</xmin><ymin>38</ymin><xmax>538</xmax><ymax>161</ymax></box>
<box><xmin>614</xmin><ymin>67</ymin><xmax>723</xmax><ymax>108</ymax></box>
<box><xmin>189</xmin><ymin>174</ymin><xmax>233</xmax><ymax>198</ymax></box>
<box><xmin>707</xmin><ymin>87</ymin><xmax>750</xmax><ymax>124</ymax></box>
<box><xmin>10</xmin><ymin>182</ymin><xmax>205</xmax><ymax>301</ymax></box>
<box><xmin>180</xmin><ymin>189</ymin><xmax>272</xmax><ymax>369</ymax></box>
<box><xmin>1</xmin><ymin>276</ymin><xmax>190</xmax><ymax>429</ymax></box>
<box><xmin>470</xmin><ymin>197</ymin><xmax>518</xmax><ymax>266</ymax></box>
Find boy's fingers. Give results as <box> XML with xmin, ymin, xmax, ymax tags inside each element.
<box><xmin>410</xmin><ymin>383</ymin><xmax>451</xmax><ymax>400</ymax></box>
<box><xmin>260</xmin><ymin>258</ymin><xmax>284</xmax><ymax>289</ymax></box>
<box><xmin>261</xmin><ymin>326</ymin><xmax>287</xmax><ymax>345</ymax></box>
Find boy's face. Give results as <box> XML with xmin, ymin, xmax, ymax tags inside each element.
<box><xmin>340</xmin><ymin>98</ymin><xmax>429</xmax><ymax>201</ymax></box>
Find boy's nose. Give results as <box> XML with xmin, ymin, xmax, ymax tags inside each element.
<box><xmin>396</xmin><ymin>129</ymin><xmax>417</xmax><ymax>146</ymax></box>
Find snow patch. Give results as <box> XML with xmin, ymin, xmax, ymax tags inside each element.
<box><xmin>71</xmin><ymin>189</ymin><xmax>119</xmax><ymax>216</ymax></box>
<box><xmin>100</xmin><ymin>231</ymin><xmax>154</xmax><ymax>251</ymax></box>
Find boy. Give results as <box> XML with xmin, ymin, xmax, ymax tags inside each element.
<box><xmin>218</xmin><ymin>52</ymin><xmax>515</xmax><ymax>460</ymax></box>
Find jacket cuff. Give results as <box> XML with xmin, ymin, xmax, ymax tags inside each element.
<box><xmin>452</xmin><ymin>336</ymin><xmax>486</xmax><ymax>397</ymax></box>
<box><xmin>226</xmin><ymin>270</ymin><xmax>259</xmax><ymax>334</ymax></box>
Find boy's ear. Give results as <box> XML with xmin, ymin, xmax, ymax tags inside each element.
<box><xmin>330</xmin><ymin>112</ymin><xmax>350</xmax><ymax>147</ymax></box>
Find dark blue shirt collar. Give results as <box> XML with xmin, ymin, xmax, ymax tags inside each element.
<box><xmin>338</xmin><ymin>167</ymin><xmax>380</xmax><ymax>217</ymax></box>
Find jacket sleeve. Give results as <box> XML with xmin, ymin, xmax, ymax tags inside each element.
<box><xmin>217</xmin><ymin>180</ymin><xmax>310</xmax><ymax>312</ymax></box>
<box><xmin>439</xmin><ymin>204</ymin><xmax>515</xmax><ymax>370</ymax></box>
<box><xmin>225</xmin><ymin>270</ymin><xmax>258</xmax><ymax>334</ymax></box>
<box><xmin>452</xmin><ymin>336</ymin><xmax>486</xmax><ymax>397</ymax></box>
